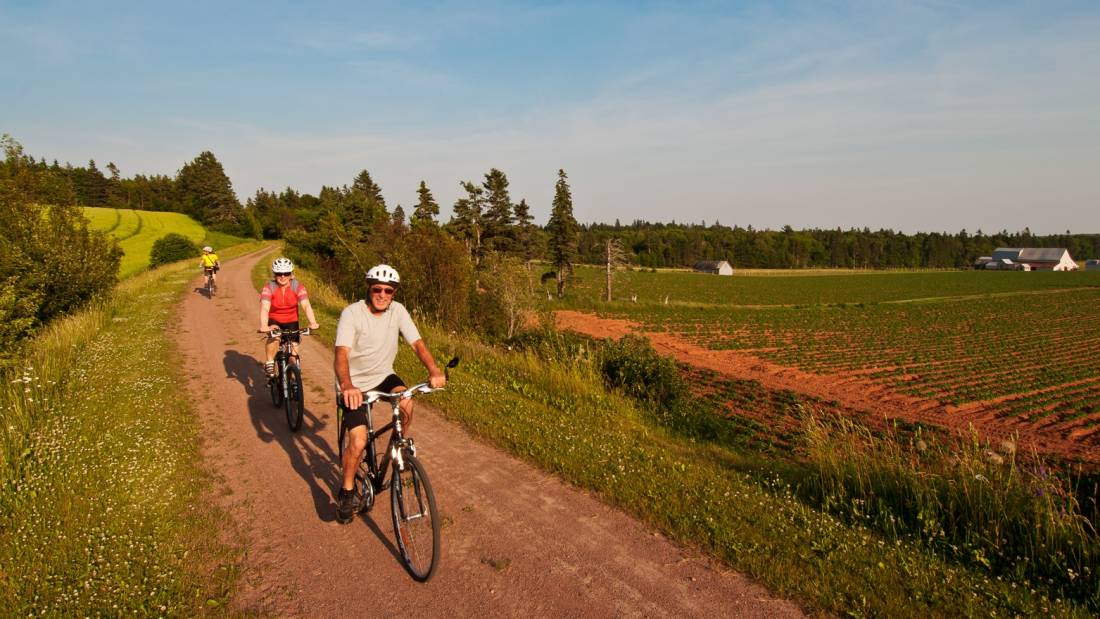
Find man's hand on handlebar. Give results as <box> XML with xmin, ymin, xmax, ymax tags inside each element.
<box><xmin>341</xmin><ymin>384</ymin><xmax>363</xmax><ymax>410</ymax></box>
<box><xmin>428</xmin><ymin>371</ymin><xmax>446</xmax><ymax>390</ymax></box>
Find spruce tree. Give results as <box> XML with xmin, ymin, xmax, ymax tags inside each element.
<box><xmin>411</xmin><ymin>180</ymin><xmax>440</xmax><ymax>228</ymax></box>
<box><xmin>447</xmin><ymin>181</ymin><xmax>483</xmax><ymax>267</ymax></box>
<box><xmin>546</xmin><ymin>169</ymin><xmax>579</xmax><ymax>298</ymax></box>
<box><xmin>481</xmin><ymin>168</ymin><xmax>514</xmax><ymax>254</ymax></box>
<box><xmin>175</xmin><ymin>151</ymin><xmax>244</xmax><ymax>229</ymax></box>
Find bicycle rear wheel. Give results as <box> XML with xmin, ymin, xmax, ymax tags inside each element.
<box><xmin>339</xmin><ymin>417</ymin><xmax>373</xmax><ymax>513</ymax></box>
<box><xmin>284</xmin><ymin>364</ymin><xmax>304</xmax><ymax>432</ymax></box>
<box><xmin>390</xmin><ymin>453</ymin><xmax>440</xmax><ymax>581</ymax></box>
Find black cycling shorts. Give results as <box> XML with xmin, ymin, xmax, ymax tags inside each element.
<box><xmin>268</xmin><ymin>319</ymin><xmax>300</xmax><ymax>342</ymax></box>
<box><xmin>341</xmin><ymin>373</ymin><xmax>406</xmax><ymax>430</ymax></box>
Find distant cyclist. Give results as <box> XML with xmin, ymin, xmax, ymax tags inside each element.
<box><xmin>199</xmin><ymin>246</ymin><xmax>220</xmax><ymax>287</ymax></box>
<box><xmin>258</xmin><ymin>257</ymin><xmax>320</xmax><ymax>378</ymax></box>
<box><xmin>334</xmin><ymin>264</ymin><xmax>446</xmax><ymax>524</ymax></box>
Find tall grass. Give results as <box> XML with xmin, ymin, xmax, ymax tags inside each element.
<box><xmin>0</xmin><ymin>299</ymin><xmax>112</xmax><ymax>480</ymax></box>
<box><xmin>798</xmin><ymin>413</ymin><xmax>1100</xmax><ymax>606</ymax></box>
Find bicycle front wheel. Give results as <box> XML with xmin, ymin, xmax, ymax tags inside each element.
<box><xmin>390</xmin><ymin>453</ymin><xmax>440</xmax><ymax>581</ymax></box>
<box><xmin>284</xmin><ymin>364</ymin><xmax>304</xmax><ymax>432</ymax></box>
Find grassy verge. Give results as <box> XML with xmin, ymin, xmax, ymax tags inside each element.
<box><xmin>0</xmin><ymin>260</ymin><xmax>241</xmax><ymax>614</ymax></box>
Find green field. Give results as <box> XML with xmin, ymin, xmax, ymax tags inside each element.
<box><xmin>82</xmin><ymin>207</ymin><xmax>207</xmax><ymax>278</ymax></box>
<box><xmin>557</xmin><ymin>265</ymin><xmax>1100</xmax><ymax>453</ymax></box>
<box><xmin>562</xmin><ymin>264</ymin><xmax>1100</xmax><ymax>307</ymax></box>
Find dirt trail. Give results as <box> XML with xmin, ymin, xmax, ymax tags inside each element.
<box><xmin>555</xmin><ymin>311</ymin><xmax>1100</xmax><ymax>464</ymax></box>
<box><xmin>176</xmin><ymin>248</ymin><xmax>803</xmax><ymax>617</ymax></box>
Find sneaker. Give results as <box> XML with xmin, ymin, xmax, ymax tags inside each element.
<box><xmin>336</xmin><ymin>487</ymin><xmax>358</xmax><ymax>524</ymax></box>
<box><xmin>264</xmin><ymin>361</ymin><xmax>276</xmax><ymax>378</ymax></box>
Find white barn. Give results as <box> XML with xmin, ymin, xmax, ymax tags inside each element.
<box><xmin>694</xmin><ymin>260</ymin><xmax>734</xmax><ymax>276</ymax></box>
<box><xmin>990</xmin><ymin>248</ymin><xmax>1078</xmax><ymax>271</ymax></box>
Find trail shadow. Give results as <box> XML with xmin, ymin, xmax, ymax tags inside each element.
<box><xmin>223</xmin><ymin>348</ymin><xmax>341</xmax><ymax>520</ymax></box>
<box><xmin>222</xmin><ymin>349</ymin><xmax>406</xmax><ymax>566</ymax></box>
<box><xmin>194</xmin><ymin>286</ymin><xmax>212</xmax><ymax>299</ymax></box>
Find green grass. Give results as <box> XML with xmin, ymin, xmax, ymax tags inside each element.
<box><xmin>0</xmin><ymin>260</ymin><xmax>241</xmax><ymax>615</ymax></box>
<box><xmin>82</xmin><ymin>207</ymin><xmax>207</xmax><ymax>278</ymax></box>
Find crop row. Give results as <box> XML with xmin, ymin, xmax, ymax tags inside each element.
<box><xmin>606</xmin><ymin>288</ymin><xmax>1100</xmax><ymax>422</ymax></box>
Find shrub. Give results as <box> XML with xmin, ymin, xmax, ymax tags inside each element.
<box><xmin>598</xmin><ymin>334</ymin><xmax>684</xmax><ymax>407</ymax></box>
<box><xmin>0</xmin><ymin>185</ymin><xmax>121</xmax><ymax>364</ymax></box>
<box><xmin>392</xmin><ymin>227</ymin><xmax>472</xmax><ymax>330</ymax></box>
<box><xmin>149</xmin><ymin>233</ymin><xmax>199</xmax><ymax>267</ymax></box>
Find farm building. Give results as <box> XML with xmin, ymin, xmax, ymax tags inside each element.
<box><xmin>694</xmin><ymin>260</ymin><xmax>734</xmax><ymax>275</ymax></box>
<box><xmin>986</xmin><ymin>248</ymin><xmax>1078</xmax><ymax>271</ymax></box>
<box><xmin>1086</xmin><ymin>259</ymin><xmax>1100</xmax><ymax>271</ymax></box>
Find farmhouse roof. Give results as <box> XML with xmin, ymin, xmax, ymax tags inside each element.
<box><xmin>991</xmin><ymin>247</ymin><xmax>1071</xmax><ymax>263</ymax></box>
<box><xmin>694</xmin><ymin>260</ymin><xmax>731</xmax><ymax>270</ymax></box>
<box><xmin>1018</xmin><ymin>248</ymin><xmax>1070</xmax><ymax>262</ymax></box>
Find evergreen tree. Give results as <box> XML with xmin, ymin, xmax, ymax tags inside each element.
<box><xmin>481</xmin><ymin>168</ymin><xmax>514</xmax><ymax>254</ymax></box>
<box><xmin>411</xmin><ymin>180</ymin><xmax>440</xmax><ymax>228</ymax></box>
<box><xmin>546</xmin><ymin>169</ymin><xmax>579</xmax><ymax>298</ymax></box>
<box><xmin>346</xmin><ymin>170</ymin><xmax>389</xmax><ymax>240</ymax></box>
<box><xmin>392</xmin><ymin>204</ymin><xmax>406</xmax><ymax>227</ymax></box>
<box><xmin>76</xmin><ymin>160</ymin><xmax>110</xmax><ymax>206</ymax></box>
<box><xmin>175</xmin><ymin>151</ymin><xmax>244</xmax><ymax>230</ymax></box>
<box><xmin>447</xmin><ymin>181</ymin><xmax>483</xmax><ymax>267</ymax></box>
<box><xmin>352</xmin><ymin>169</ymin><xmax>387</xmax><ymax>209</ymax></box>
<box><xmin>512</xmin><ymin>198</ymin><xmax>536</xmax><ymax>259</ymax></box>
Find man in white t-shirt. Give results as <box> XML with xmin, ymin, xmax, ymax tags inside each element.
<box><xmin>333</xmin><ymin>263</ymin><xmax>445</xmax><ymax>524</ymax></box>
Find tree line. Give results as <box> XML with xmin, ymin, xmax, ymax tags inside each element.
<box><xmin>579</xmin><ymin>222</ymin><xmax>1100</xmax><ymax>270</ymax></box>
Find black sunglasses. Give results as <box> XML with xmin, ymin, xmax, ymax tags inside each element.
<box><xmin>370</xmin><ymin>286</ymin><xmax>396</xmax><ymax>295</ymax></box>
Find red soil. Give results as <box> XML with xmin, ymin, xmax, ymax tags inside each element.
<box><xmin>555</xmin><ymin>311</ymin><xmax>1100</xmax><ymax>465</ymax></box>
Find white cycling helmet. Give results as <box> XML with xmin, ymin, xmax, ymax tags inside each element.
<box><xmin>271</xmin><ymin>257</ymin><xmax>294</xmax><ymax>274</ymax></box>
<box><xmin>365</xmin><ymin>264</ymin><xmax>400</xmax><ymax>286</ymax></box>
<box><xmin>203</xmin><ymin>246</ymin><xmax>213</xmax><ymax>252</ymax></box>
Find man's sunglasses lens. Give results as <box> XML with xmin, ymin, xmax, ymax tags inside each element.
<box><xmin>371</xmin><ymin>287</ymin><xmax>395</xmax><ymax>295</ymax></box>
<box><xmin>275</xmin><ymin>272</ymin><xmax>292</xmax><ymax>277</ymax></box>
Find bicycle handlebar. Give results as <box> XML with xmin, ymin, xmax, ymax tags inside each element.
<box><xmin>363</xmin><ymin>382</ymin><xmax>439</xmax><ymax>405</ymax></box>
<box><xmin>261</xmin><ymin>327</ymin><xmax>312</xmax><ymax>340</ymax></box>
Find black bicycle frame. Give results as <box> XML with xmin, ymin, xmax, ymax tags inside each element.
<box><xmin>274</xmin><ymin>336</ymin><xmax>299</xmax><ymax>395</ymax></box>
<box><xmin>362</xmin><ymin>402</ymin><xmax>406</xmax><ymax>493</ymax></box>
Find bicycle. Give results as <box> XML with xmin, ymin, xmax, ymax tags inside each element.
<box><xmin>263</xmin><ymin>327</ymin><xmax>310</xmax><ymax>432</ymax></box>
<box><xmin>336</xmin><ymin>356</ymin><xmax>458</xmax><ymax>582</ymax></box>
<box><xmin>203</xmin><ymin>268</ymin><xmax>217</xmax><ymax>296</ymax></box>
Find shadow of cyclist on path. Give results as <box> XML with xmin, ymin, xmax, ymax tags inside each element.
<box><xmin>223</xmin><ymin>348</ymin><xmax>341</xmax><ymax>521</ymax></box>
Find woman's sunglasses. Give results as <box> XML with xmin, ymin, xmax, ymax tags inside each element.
<box><xmin>370</xmin><ymin>286</ymin><xmax>396</xmax><ymax>296</ymax></box>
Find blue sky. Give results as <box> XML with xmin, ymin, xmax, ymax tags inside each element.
<box><xmin>2</xmin><ymin>1</ymin><xmax>1098</xmax><ymax>234</ymax></box>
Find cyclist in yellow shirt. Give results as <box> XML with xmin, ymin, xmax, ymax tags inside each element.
<box><xmin>199</xmin><ymin>246</ymin><xmax>220</xmax><ymax>289</ymax></box>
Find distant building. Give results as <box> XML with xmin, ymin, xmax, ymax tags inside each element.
<box><xmin>1086</xmin><ymin>259</ymin><xmax>1100</xmax><ymax>271</ymax></box>
<box><xmin>987</xmin><ymin>248</ymin><xmax>1078</xmax><ymax>271</ymax></box>
<box><xmin>694</xmin><ymin>260</ymin><xmax>734</xmax><ymax>275</ymax></box>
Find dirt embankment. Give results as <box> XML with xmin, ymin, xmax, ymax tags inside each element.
<box><xmin>176</xmin><ymin>249</ymin><xmax>804</xmax><ymax>617</ymax></box>
<box><xmin>555</xmin><ymin>310</ymin><xmax>1100</xmax><ymax>465</ymax></box>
